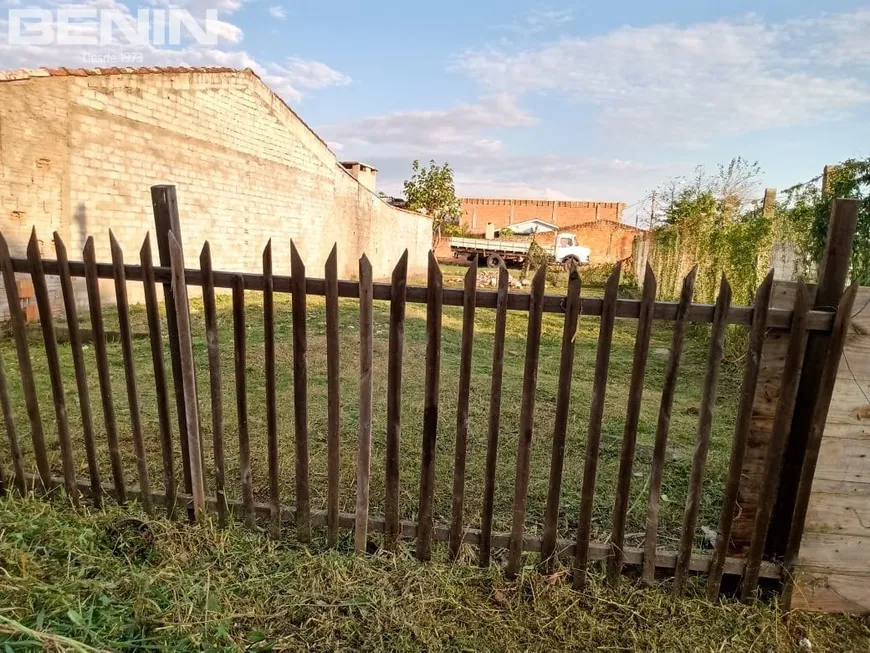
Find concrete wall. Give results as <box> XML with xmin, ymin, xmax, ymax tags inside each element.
<box><xmin>460</xmin><ymin>198</ymin><xmax>624</xmax><ymax>232</ymax></box>
<box><xmin>0</xmin><ymin>67</ymin><xmax>431</xmax><ymax>318</ymax></box>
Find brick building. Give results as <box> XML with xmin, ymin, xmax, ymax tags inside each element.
<box><xmin>535</xmin><ymin>220</ymin><xmax>644</xmax><ymax>266</ymax></box>
<box><xmin>0</xmin><ymin>66</ymin><xmax>432</xmax><ymax>318</ymax></box>
<box><xmin>460</xmin><ymin>198</ymin><xmax>625</xmax><ymax>231</ymax></box>
<box><xmin>452</xmin><ymin>197</ymin><xmax>642</xmax><ymax>265</ymax></box>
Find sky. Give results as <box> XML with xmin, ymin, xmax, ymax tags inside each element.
<box><xmin>2</xmin><ymin>0</ymin><xmax>870</xmax><ymax>224</ymax></box>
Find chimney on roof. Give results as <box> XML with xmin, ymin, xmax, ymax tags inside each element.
<box><xmin>341</xmin><ymin>161</ymin><xmax>377</xmax><ymax>193</ymax></box>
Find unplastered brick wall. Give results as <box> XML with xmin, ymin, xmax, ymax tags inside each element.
<box><xmin>536</xmin><ymin>221</ymin><xmax>643</xmax><ymax>265</ymax></box>
<box><xmin>0</xmin><ymin>67</ymin><xmax>431</xmax><ymax>319</ymax></box>
<box><xmin>460</xmin><ymin>198</ymin><xmax>625</xmax><ymax>232</ymax></box>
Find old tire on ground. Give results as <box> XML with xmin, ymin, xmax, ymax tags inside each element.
<box><xmin>487</xmin><ymin>253</ymin><xmax>504</xmax><ymax>268</ymax></box>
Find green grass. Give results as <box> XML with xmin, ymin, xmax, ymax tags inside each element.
<box><xmin>1</xmin><ymin>264</ymin><xmax>742</xmax><ymax>552</ymax></box>
<box><xmin>0</xmin><ymin>495</ymin><xmax>867</xmax><ymax>651</ymax></box>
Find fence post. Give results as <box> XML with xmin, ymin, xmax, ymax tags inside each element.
<box><xmin>766</xmin><ymin>198</ymin><xmax>859</xmax><ymax>559</ymax></box>
<box><xmin>151</xmin><ymin>185</ymin><xmax>193</xmax><ymax>503</ymax></box>
<box><xmin>168</xmin><ymin>232</ymin><xmax>206</xmax><ymax>519</ymax></box>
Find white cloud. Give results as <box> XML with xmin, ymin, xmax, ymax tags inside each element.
<box><xmin>268</xmin><ymin>5</ymin><xmax>285</xmax><ymax>20</ymax></box>
<box><xmin>495</xmin><ymin>7</ymin><xmax>574</xmax><ymax>34</ymax></box>
<box><xmin>207</xmin><ymin>18</ymin><xmax>244</xmax><ymax>43</ymax></box>
<box><xmin>322</xmin><ymin>93</ymin><xmax>535</xmax><ymax>157</ymax></box>
<box><xmin>455</xmin><ymin>11</ymin><xmax>870</xmax><ymax>144</ymax></box>
<box><xmin>387</xmin><ymin>153</ymin><xmax>663</xmax><ymax>206</ymax></box>
<box><xmin>0</xmin><ymin>0</ymin><xmax>349</xmax><ymax>104</ymax></box>
<box><xmin>283</xmin><ymin>57</ymin><xmax>350</xmax><ymax>92</ymax></box>
<box><xmin>321</xmin><ymin>89</ymin><xmax>663</xmax><ymax>201</ymax></box>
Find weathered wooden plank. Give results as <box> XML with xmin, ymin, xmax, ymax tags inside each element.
<box><xmin>540</xmin><ymin>262</ymin><xmax>582</xmax><ymax>571</ymax></box>
<box><xmin>83</xmin><ymin>236</ymin><xmax>126</xmax><ymax>503</ymax></box>
<box><xmin>479</xmin><ymin>264</ymin><xmax>509</xmax><ymax>568</ymax></box>
<box><xmin>607</xmin><ymin>263</ymin><xmax>656</xmax><ymax>583</ymax></box>
<box><xmin>769</xmin><ymin>199</ymin><xmax>859</xmax><ymax>557</ymax></box>
<box><xmin>232</xmin><ymin>275</ymin><xmax>255</xmax><ymax>528</ymax></box>
<box><xmin>0</xmin><ymin>355</ymin><xmax>26</xmax><ymax>495</ymax></box>
<box><xmin>706</xmin><ymin>269</ymin><xmax>774</xmax><ymax>599</ymax></box>
<box><xmin>324</xmin><ymin>245</ymin><xmax>341</xmax><ymax>547</ymax></box>
<box><xmin>791</xmin><ymin>571</ymin><xmax>870</xmax><ymax>613</ymax></box>
<box><xmin>385</xmin><ymin>250</ymin><xmax>408</xmax><ymax>552</ymax></box>
<box><xmin>740</xmin><ymin>281</ymin><xmax>809</xmax><ymax>599</ymax></box>
<box><xmin>781</xmin><ymin>281</ymin><xmax>860</xmax><ymax>607</ymax></box>
<box><xmin>150</xmin><ymin>186</ymin><xmax>193</xmax><ymax>501</ymax></box>
<box><xmin>55</xmin><ymin>233</ymin><xmax>102</xmax><ymax>506</ymax></box>
<box><xmin>812</xmin><ymin>437</ymin><xmax>870</xmax><ymax>484</ymax></box>
<box><xmin>27</xmin><ymin>230</ymin><xmax>79</xmax><ymax>508</ymax></box>
<box><xmin>142</xmin><ymin>235</ymin><xmax>177</xmax><ymax>517</ymax></box>
<box><xmin>673</xmin><ymin>276</ymin><xmax>732</xmax><ymax>595</ymax></box>
<box><xmin>416</xmin><ymin>252</ymin><xmax>443</xmax><ymax>562</ymax></box>
<box><xmin>263</xmin><ymin>240</ymin><xmax>280</xmax><ymax>538</ymax></box>
<box><xmin>290</xmin><ymin>241</ymin><xmax>311</xmax><ymax>543</ymax></box>
<box><xmin>573</xmin><ymin>263</ymin><xmax>621</xmax><ymax>590</ymax></box>
<box><xmin>168</xmin><ymin>233</ymin><xmax>205</xmax><ymax>519</ymax></box>
<box><xmin>507</xmin><ymin>265</ymin><xmax>547</xmax><ymax>579</ymax></box>
<box><xmin>0</xmin><ymin>233</ymin><xmax>50</xmax><ymax>487</ymax></box>
<box><xmin>109</xmin><ymin>231</ymin><xmax>151</xmax><ymax>513</ymax></box>
<box><xmin>804</xmin><ymin>489</ymin><xmax>870</xmax><ymax>537</ymax></box>
<box><xmin>199</xmin><ymin>241</ymin><xmax>225</xmax><ymax>527</ymax></box>
<box><xmin>731</xmin><ymin>325</ymin><xmax>791</xmax><ymax>553</ymax></box>
<box><xmin>356</xmin><ymin>254</ymin><xmax>374</xmax><ymax>554</ymax></box>
<box><xmin>791</xmin><ymin>531</ymin><xmax>870</xmax><ymax>576</ymax></box>
<box><xmin>449</xmin><ymin>260</ymin><xmax>477</xmax><ymax>560</ymax></box>
<box><xmin>822</xmin><ymin>382</ymin><xmax>870</xmax><ymax>436</ymax></box>
<box><xmin>7</xmin><ymin>256</ymin><xmax>834</xmax><ymax>332</ymax></box>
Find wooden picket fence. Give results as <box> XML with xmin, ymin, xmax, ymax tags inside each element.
<box><xmin>0</xmin><ymin>187</ymin><xmax>859</xmax><ymax>603</ymax></box>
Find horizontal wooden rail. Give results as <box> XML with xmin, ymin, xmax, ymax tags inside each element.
<box><xmin>28</xmin><ymin>473</ymin><xmax>781</xmax><ymax>580</ymax></box>
<box><xmin>9</xmin><ymin>257</ymin><xmax>835</xmax><ymax>331</ymax></box>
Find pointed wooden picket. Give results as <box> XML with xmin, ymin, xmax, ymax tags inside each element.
<box><xmin>573</xmin><ymin>263</ymin><xmax>621</xmax><ymax>590</ymax></box>
<box><xmin>385</xmin><ymin>250</ymin><xmax>408</xmax><ymax>552</ymax></box>
<box><xmin>27</xmin><ymin>229</ymin><xmax>78</xmax><ymax>507</ymax></box>
<box><xmin>507</xmin><ymin>264</ymin><xmax>547</xmax><ymax>579</ymax></box>
<box><xmin>290</xmin><ymin>240</ymin><xmax>311</xmax><ymax>543</ymax></box>
<box><xmin>673</xmin><ymin>276</ymin><xmax>732</xmax><ymax>596</ymax></box>
<box><xmin>540</xmin><ymin>261</ymin><xmax>582</xmax><ymax>571</ymax></box>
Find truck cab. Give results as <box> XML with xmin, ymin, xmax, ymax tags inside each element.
<box><xmin>554</xmin><ymin>233</ymin><xmax>591</xmax><ymax>266</ymax></box>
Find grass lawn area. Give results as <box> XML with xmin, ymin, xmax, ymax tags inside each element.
<box><xmin>0</xmin><ymin>496</ymin><xmax>867</xmax><ymax>651</ymax></box>
<box><xmin>1</xmin><ymin>262</ymin><xmax>743</xmax><ymax>555</ymax></box>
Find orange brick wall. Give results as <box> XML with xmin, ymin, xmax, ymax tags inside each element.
<box><xmin>533</xmin><ymin>222</ymin><xmax>640</xmax><ymax>265</ymax></box>
<box><xmin>460</xmin><ymin>198</ymin><xmax>624</xmax><ymax>232</ymax></box>
<box><xmin>566</xmin><ymin>222</ymin><xmax>641</xmax><ymax>265</ymax></box>
<box><xmin>439</xmin><ymin>220</ymin><xmax>643</xmax><ymax>265</ymax></box>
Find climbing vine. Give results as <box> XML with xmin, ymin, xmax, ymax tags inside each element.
<box><xmin>640</xmin><ymin>157</ymin><xmax>870</xmax><ymax>304</ymax></box>
<box><xmin>642</xmin><ymin>158</ymin><xmax>775</xmax><ymax>304</ymax></box>
<box><xmin>778</xmin><ymin>158</ymin><xmax>870</xmax><ymax>285</ymax></box>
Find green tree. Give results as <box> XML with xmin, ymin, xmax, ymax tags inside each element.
<box><xmin>403</xmin><ymin>159</ymin><xmax>462</xmax><ymax>247</ymax></box>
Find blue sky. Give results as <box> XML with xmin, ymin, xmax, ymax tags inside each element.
<box><xmin>3</xmin><ymin>0</ymin><xmax>870</xmax><ymax>222</ymax></box>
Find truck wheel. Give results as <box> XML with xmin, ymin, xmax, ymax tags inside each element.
<box><xmin>487</xmin><ymin>254</ymin><xmax>504</xmax><ymax>269</ymax></box>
